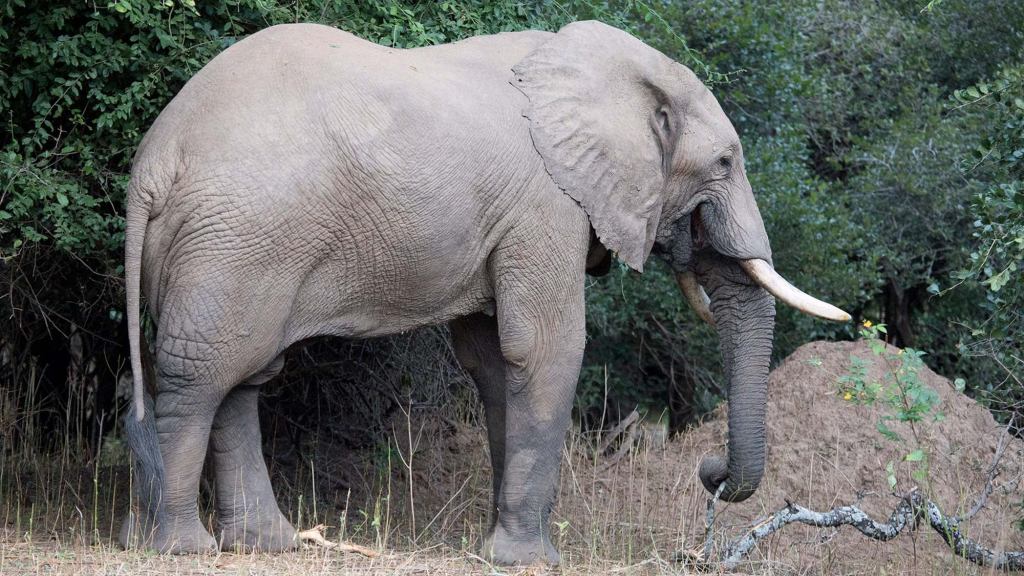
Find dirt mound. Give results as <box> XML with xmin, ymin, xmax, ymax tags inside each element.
<box><xmin>575</xmin><ymin>339</ymin><xmax>1024</xmax><ymax>573</ymax></box>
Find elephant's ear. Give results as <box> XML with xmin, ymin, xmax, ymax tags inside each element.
<box><xmin>513</xmin><ymin>20</ymin><xmax>688</xmax><ymax>272</ymax></box>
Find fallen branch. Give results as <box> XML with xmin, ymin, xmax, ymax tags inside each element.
<box><xmin>683</xmin><ymin>489</ymin><xmax>1024</xmax><ymax>571</ymax></box>
<box><xmin>597</xmin><ymin>409</ymin><xmax>641</xmax><ymax>455</ymax></box>
<box><xmin>297</xmin><ymin>524</ymin><xmax>380</xmax><ymax>558</ymax></box>
<box><xmin>597</xmin><ymin>410</ymin><xmax>643</xmax><ymax>473</ymax></box>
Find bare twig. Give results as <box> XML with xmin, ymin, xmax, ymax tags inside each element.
<box><xmin>298</xmin><ymin>524</ymin><xmax>380</xmax><ymax>558</ymax></box>
<box><xmin>704</xmin><ymin>482</ymin><xmax>727</xmax><ymax>560</ymax></box>
<box><xmin>957</xmin><ymin>417</ymin><xmax>1014</xmax><ymax>523</ymax></box>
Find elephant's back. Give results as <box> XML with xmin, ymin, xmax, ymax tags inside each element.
<box><xmin>148</xmin><ymin>23</ymin><xmax>549</xmax><ymax>148</ymax></box>
<box><xmin>138</xmin><ymin>21</ymin><xmax>553</xmax><ymax>226</ymax></box>
<box><xmin>137</xmin><ymin>22</ymin><xmax>548</xmax><ymax>200</ymax></box>
<box><xmin>138</xmin><ymin>24</ymin><xmax>391</xmax><ymax>161</ymax></box>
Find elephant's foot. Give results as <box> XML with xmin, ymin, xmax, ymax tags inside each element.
<box><xmin>480</xmin><ymin>522</ymin><xmax>560</xmax><ymax>566</ymax></box>
<box><xmin>119</xmin><ymin>510</ymin><xmax>217</xmax><ymax>554</ymax></box>
<box><xmin>216</xmin><ymin>510</ymin><xmax>298</xmax><ymax>552</ymax></box>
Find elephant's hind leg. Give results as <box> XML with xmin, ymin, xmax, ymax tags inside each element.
<box><xmin>121</xmin><ymin>281</ymin><xmax>288</xmax><ymax>554</ymax></box>
<box><xmin>209</xmin><ymin>356</ymin><xmax>298</xmax><ymax>552</ymax></box>
<box><xmin>122</xmin><ymin>345</ymin><xmax>226</xmax><ymax>554</ymax></box>
<box><xmin>120</xmin><ymin>387</ymin><xmax>221</xmax><ymax>554</ymax></box>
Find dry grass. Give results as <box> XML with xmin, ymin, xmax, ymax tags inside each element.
<box><xmin>0</xmin><ymin>540</ymin><xmax>705</xmax><ymax>576</ymax></box>
<box><xmin>0</xmin><ymin>426</ymin><xmax>711</xmax><ymax>575</ymax></box>
<box><xmin>3</xmin><ymin>339</ymin><xmax>1022</xmax><ymax>575</ymax></box>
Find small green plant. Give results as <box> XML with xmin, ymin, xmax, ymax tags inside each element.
<box><xmin>554</xmin><ymin>519</ymin><xmax>571</xmax><ymax>541</ymax></box>
<box><xmin>838</xmin><ymin>321</ymin><xmax>944</xmax><ymax>488</ymax></box>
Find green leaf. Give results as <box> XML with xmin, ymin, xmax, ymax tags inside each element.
<box><xmin>877</xmin><ymin>420</ymin><xmax>901</xmax><ymax>442</ymax></box>
<box><xmin>904</xmin><ymin>449</ymin><xmax>925</xmax><ymax>462</ymax></box>
<box><xmin>886</xmin><ymin>461</ymin><xmax>897</xmax><ymax>490</ymax></box>
<box><xmin>868</xmin><ymin>340</ymin><xmax>885</xmax><ymax>355</ymax></box>
<box><xmin>954</xmin><ymin>378</ymin><xmax>966</xmax><ymax>392</ymax></box>
<box><xmin>56</xmin><ymin>192</ymin><xmax>69</xmax><ymax>207</ymax></box>
<box><xmin>911</xmin><ymin>467</ymin><xmax>929</xmax><ymax>483</ymax></box>
<box><xmin>986</xmin><ymin>268</ymin><xmax>1011</xmax><ymax>292</ymax></box>
<box><xmin>155</xmin><ymin>29</ymin><xmax>176</xmax><ymax>49</ymax></box>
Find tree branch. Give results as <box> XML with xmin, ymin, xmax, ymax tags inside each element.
<box><xmin>683</xmin><ymin>489</ymin><xmax>1024</xmax><ymax>571</ymax></box>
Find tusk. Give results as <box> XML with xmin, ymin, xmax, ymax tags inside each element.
<box><xmin>739</xmin><ymin>259</ymin><xmax>852</xmax><ymax>322</ymax></box>
<box><xmin>675</xmin><ymin>271</ymin><xmax>715</xmax><ymax>326</ymax></box>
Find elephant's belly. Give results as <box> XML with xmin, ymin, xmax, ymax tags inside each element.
<box><xmin>283</xmin><ymin>257</ymin><xmax>496</xmax><ymax>342</ymax></box>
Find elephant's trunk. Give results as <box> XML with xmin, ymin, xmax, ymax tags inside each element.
<box><xmin>695</xmin><ymin>259</ymin><xmax>776</xmax><ymax>502</ymax></box>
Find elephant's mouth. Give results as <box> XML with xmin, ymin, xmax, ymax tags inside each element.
<box><xmin>691</xmin><ymin>205</ymin><xmax>709</xmax><ymax>252</ymax></box>
<box><xmin>649</xmin><ymin>204</ymin><xmax>709</xmax><ymax>271</ymax></box>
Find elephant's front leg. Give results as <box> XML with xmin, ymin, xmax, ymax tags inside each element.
<box><xmin>483</xmin><ymin>250</ymin><xmax>587</xmax><ymax>566</ymax></box>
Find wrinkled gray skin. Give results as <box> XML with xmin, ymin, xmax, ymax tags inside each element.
<box><xmin>120</xmin><ymin>21</ymin><xmax>776</xmax><ymax>565</ymax></box>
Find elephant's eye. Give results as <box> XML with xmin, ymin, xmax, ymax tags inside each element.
<box><xmin>717</xmin><ymin>155</ymin><xmax>733</xmax><ymax>171</ymax></box>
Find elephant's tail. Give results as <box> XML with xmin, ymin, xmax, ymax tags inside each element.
<box><xmin>125</xmin><ymin>179</ymin><xmax>151</xmax><ymax>422</ymax></box>
<box><xmin>122</xmin><ymin>179</ymin><xmax>166</xmax><ymax>538</ymax></box>
<box><xmin>124</xmin><ymin>347</ymin><xmax>164</xmax><ymax>531</ymax></box>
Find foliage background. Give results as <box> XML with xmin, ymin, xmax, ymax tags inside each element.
<box><xmin>1</xmin><ymin>0</ymin><xmax>1022</xmax><ymax>451</ymax></box>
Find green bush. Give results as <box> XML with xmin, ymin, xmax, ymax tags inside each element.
<box><xmin>2</xmin><ymin>0</ymin><xmax>1022</xmax><ymax>446</ymax></box>
<box><xmin>948</xmin><ymin>64</ymin><xmax>1024</xmax><ymax>420</ymax></box>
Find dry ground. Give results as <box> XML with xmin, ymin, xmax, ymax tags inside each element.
<box><xmin>2</xmin><ymin>340</ymin><xmax>1022</xmax><ymax>575</ymax></box>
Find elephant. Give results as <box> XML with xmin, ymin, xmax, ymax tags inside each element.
<box><xmin>119</xmin><ymin>20</ymin><xmax>849</xmax><ymax>565</ymax></box>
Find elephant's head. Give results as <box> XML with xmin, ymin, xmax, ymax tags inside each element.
<box><xmin>514</xmin><ymin>21</ymin><xmax>849</xmax><ymax>502</ymax></box>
